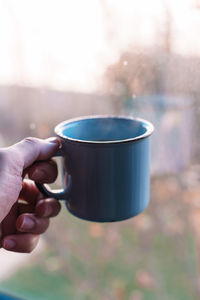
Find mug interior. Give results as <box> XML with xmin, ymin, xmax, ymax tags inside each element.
<box><xmin>55</xmin><ymin>116</ymin><xmax>153</xmax><ymax>143</ymax></box>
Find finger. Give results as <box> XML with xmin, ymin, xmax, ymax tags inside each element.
<box><xmin>28</xmin><ymin>159</ymin><xmax>58</xmax><ymax>184</ymax></box>
<box><xmin>16</xmin><ymin>213</ymin><xmax>50</xmax><ymax>234</ymax></box>
<box><xmin>0</xmin><ymin>224</ymin><xmax>2</xmax><ymax>240</ymax></box>
<box><xmin>35</xmin><ymin>198</ymin><xmax>61</xmax><ymax>218</ymax></box>
<box><xmin>19</xmin><ymin>179</ymin><xmax>43</xmax><ymax>205</ymax></box>
<box><xmin>2</xmin><ymin>202</ymin><xmax>18</xmax><ymax>237</ymax></box>
<box><xmin>2</xmin><ymin>234</ymin><xmax>39</xmax><ymax>253</ymax></box>
<box><xmin>18</xmin><ymin>203</ymin><xmax>35</xmax><ymax>215</ymax></box>
<box><xmin>9</xmin><ymin>137</ymin><xmax>60</xmax><ymax>169</ymax></box>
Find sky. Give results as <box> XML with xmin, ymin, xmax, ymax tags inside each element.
<box><xmin>0</xmin><ymin>0</ymin><xmax>199</xmax><ymax>92</ymax></box>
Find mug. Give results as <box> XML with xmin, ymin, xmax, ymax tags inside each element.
<box><xmin>35</xmin><ymin>115</ymin><xmax>154</xmax><ymax>222</ymax></box>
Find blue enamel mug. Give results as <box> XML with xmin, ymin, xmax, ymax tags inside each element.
<box><xmin>35</xmin><ymin>115</ymin><xmax>154</xmax><ymax>222</ymax></box>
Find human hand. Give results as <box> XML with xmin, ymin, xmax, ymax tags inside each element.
<box><xmin>0</xmin><ymin>137</ymin><xmax>61</xmax><ymax>253</ymax></box>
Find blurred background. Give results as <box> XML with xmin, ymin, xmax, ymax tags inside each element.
<box><xmin>0</xmin><ymin>0</ymin><xmax>200</xmax><ymax>299</ymax></box>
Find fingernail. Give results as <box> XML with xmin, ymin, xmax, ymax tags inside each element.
<box><xmin>20</xmin><ymin>217</ymin><xmax>35</xmax><ymax>230</ymax></box>
<box><xmin>42</xmin><ymin>205</ymin><xmax>53</xmax><ymax>217</ymax></box>
<box><xmin>46</xmin><ymin>137</ymin><xmax>59</xmax><ymax>144</ymax></box>
<box><xmin>3</xmin><ymin>239</ymin><xmax>16</xmax><ymax>250</ymax></box>
<box><xmin>31</xmin><ymin>169</ymin><xmax>46</xmax><ymax>181</ymax></box>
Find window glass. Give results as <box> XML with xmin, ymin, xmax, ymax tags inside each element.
<box><xmin>0</xmin><ymin>1</ymin><xmax>200</xmax><ymax>299</ymax></box>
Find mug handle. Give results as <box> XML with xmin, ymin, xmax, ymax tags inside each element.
<box><xmin>34</xmin><ymin>147</ymin><xmax>72</xmax><ymax>200</ymax></box>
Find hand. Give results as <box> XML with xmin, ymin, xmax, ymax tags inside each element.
<box><xmin>0</xmin><ymin>137</ymin><xmax>61</xmax><ymax>253</ymax></box>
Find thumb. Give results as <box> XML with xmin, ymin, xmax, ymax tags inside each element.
<box><xmin>9</xmin><ymin>137</ymin><xmax>60</xmax><ymax>169</ymax></box>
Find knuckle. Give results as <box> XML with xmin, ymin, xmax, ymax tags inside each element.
<box><xmin>23</xmin><ymin>137</ymin><xmax>39</xmax><ymax>146</ymax></box>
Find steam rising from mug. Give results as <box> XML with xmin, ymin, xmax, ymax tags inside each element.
<box><xmin>58</xmin><ymin>117</ymin><xmax>147</xmax><ymax>142</ymax></box>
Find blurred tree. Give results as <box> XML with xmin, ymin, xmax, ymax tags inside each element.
<box><xmin>102</xmin><ymin>0</ymin><xmax>175</xmax><ymax>114</ymax></box>
<box><xmin>103</xmin><ymin>49</ymin><xmax>165</xmax><ymax>113</ymax></box>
